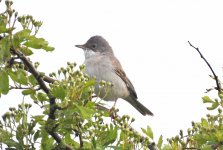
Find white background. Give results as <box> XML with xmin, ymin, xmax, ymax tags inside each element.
<box><xmin>1</xmin><ymin>0</ymin><xmax>223</xmax><ymax>143</ymax></box>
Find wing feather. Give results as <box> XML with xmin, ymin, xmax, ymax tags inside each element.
<box><xmin>110</xmin><ymin>56</ymin><xmax>138</xmax><ymax>99</ymax></box>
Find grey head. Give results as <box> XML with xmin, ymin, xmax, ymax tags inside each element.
<box><xmin>75</xmin><ymin>36</ymin><xmax>114</xmax><ymax>54</ymax></box>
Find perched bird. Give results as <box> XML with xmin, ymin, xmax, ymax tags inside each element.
<box><xmin>75</xmin><ymin>36</ymin><xmax>153</xmax><ymax>116</ymax></box>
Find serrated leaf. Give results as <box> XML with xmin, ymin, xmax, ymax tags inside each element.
<box><xmin>9</xmin><ymin>69</ymin><xmax>28</xmax><ymax>85</ymax></box>
<box><xmin>22</xmin><ymin>89</ymin><xmax>35</xmax><ymax>95</ymax></box>
<box><xmin>207</xmin><ymin>100</ymin><xmax>219</xmax><ymax>110</ymax></box>
<box><xmin>0</xmin><ymin>37</ymin><xmax>10</xmax><ymax>62</ymax></box>
<box><xmin>16</xmin><ymin>124</ymin><xmax>24</xmax><ymax>146</ymax></box>
<box><xmin>16</xmin><ymin>69</ymin><xmax>28</xmax><ymax>85</ymax></box>
<box><xmin>157</xmin><ymin>135</ymin><xmax>163</xmax><ymax>149</ymax></box>
<box><xmin>64</xmin><ymin>134</ymin><xmax>79</xmax><ymax>149</ymax></box>
<box><xmin>28</xmin><ymin>75</ymin><xmax>37</xmax><ymax>85</ymax></box>
<box><xmin>41</xmin><ymin>127</ymin><xmax>54</xmax><ymax>150</ymax></box>
<box><xmin>13</xmin><ymin>29</ymin><xmax>31</xmax><ymax>48</ymax></box>
<box><xmin>84</xmin><ymin>79</ymin><xmax>96</xmax><ymax>88</ymax></box>
<box><xmin>20</xmin><ymin>47</ymin><xmax>33</xmax><ymax>56</ymax></box>
<box><xmin>37</xmin><ymin>92</ymin><xmax>48</xmax><ymax>101</ymax></box>
<box><xmin>52</xmin><ymin>85</ymin><xmax>66</xmax><ymax>100</ymax></box>
<box><xmin>43</xmin><ymin>46</ymin><xmax>54</xmax><ymax>52</ymax></box>
<box><xmin>32</xmin><ymin>115</ymin><xmax>45</xmax><ymax>125</ymax></box>
<box><xmin>30</xmin><ymin>93</ymin><xmax>37</xmax><ymax>100</ymax></box>
<box><xmin>201</xmin><ymin>118</ymin><xmax>209</xmax><ymax>128</ymax></box>
<box><xmin>202</xmin><ymin>96</ymin><xmax>213</xmax><ymax>103</ymax></box>
<box><xmin>101</xmin><ymin>124</ymin><xmax>117</xmax><ymax>147</ymax></box>
<box><xmin>141</xmin><ymin>125</ymin><xmax>153</xmax><ymax>139</ymax></box>
<box><xmin>4</xmin><ymin>139</ymin><xmax>19</xmax><ymax>148</ymax></box>
<box><xmin>0</xmin><ymin>70</ymin><xmax>9</xmax><ymax>94</ymax></box>
<box><xmin>0</xmin><ymin>15</ymin><xmax>7</xmax><ymax>34</ymax></box>
<box><xmin>75</xmin><ymin>105</ymin><xmax>94</xmax><ymax>119</ymax></box>
<box><xmin>24</xmin><ymin>37</ymin><xmax>48</xmax><ymax>49</ymax></box>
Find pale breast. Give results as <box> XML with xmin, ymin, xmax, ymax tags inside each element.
<box><xmin>84</xmin><ymin>55</ymin><xmax>129</xmax><ymax>101</ymax></box>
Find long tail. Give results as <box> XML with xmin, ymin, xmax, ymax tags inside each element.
<box><xmin>127</xmin><ymin>98</ymin><xmax>154</xmax><ymax>116</ymax></box>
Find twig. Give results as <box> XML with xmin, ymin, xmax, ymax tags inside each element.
<box><xmin>10</xmin><ymin>48</ymin><xmax>73</xmax><ymax>150</ymax></box>
<box><xmin>7</xmin><ymin>44</ymin><xmax>155</xmax><ymax>149</ymax></box>
<box><xmin>10</xmin><ymin>60</ymin><xmax>57</xmax><ymax>84</ymax></box>
<box><xmin>183</xmin><ymin>148</ymin><xmax>200</xmax><ymax>150</ymax></box>
<box><xmin>188</xmin><ymin>41</ymin><xmax>221</xmax><ymax>93</ymax></box>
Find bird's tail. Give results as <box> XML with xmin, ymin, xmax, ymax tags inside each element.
<box><xmin>127</xmin><ymin>98</ymin><xmax>154</xmax><ymax>116</ymax></box>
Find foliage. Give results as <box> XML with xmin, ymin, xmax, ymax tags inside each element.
<box><xmin>162</xmin><ymin>94</ymin><xmax>223</xmax><ymax>150</ymax></box>
<box><xmin>0</xmin><ymin>1</ymin><xmax>155</xmax><ymax>149</ymax></box>
<box><xmin>0</xmin><ymin>1</ymin><xmax>222</xmax><ymax>150</ymax></box>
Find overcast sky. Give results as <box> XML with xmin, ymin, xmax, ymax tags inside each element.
<box><xmin>1</xmin><ymin>0</ymin><xmax>223</xmax><ymax>143</ymax></box>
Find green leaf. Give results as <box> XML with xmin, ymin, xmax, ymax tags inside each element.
<box><xmin>4</xmin><ymin>139</ymin><xmax>19</xmax><ymax>148</ymax></box>
<box><xmin>16</xmin><ymin>69</ymin><xmax>28</xmax><ymax>85</ymax></box>
<box><xmin>28</xmin><ymin>74</ymin><xmax>37</xmax><ymax>86</ymax></box>
<box><xmin>202</xmin><ymin>96</ymin><xmax>213</xmax><ymax>103</ymax></box>
<box><xmin>24</xmin><ymin>37</ymin><xmax>48</xmax><ymax>49</ymax></box>
<box><xmin>0</xmin><ymin>15</ymin><xmax>7</xmax><ymax>33</ymax></box>
<box><xmin>157</xmin><ymin>135</ymin><xmax>163</xmax><ymax>149</ymax></box>
<box><xmin>37</xmin><ymin>92</ymin><xmax>48</xmax><ymax>101</ymax></box>
<box><xmin>41</xmin><ymin>127</ymin><xmax>54</xmax><ymax>150</ymax></box>
<box><xmin>0</xmin><ymin>70</ymin><xmax>9</xmax><ymax>94</ymax></box>
<box><xmin>30</xmin><ymin>93</ymin><xmax>37</xmax><ymax>101</ymax></box>
<box><xmin>20</xmin><ymin>47</ymin><xmax>33</xmax><ymax>56</ymax></box>
<box><xmin>13</xmin><ymin>29</ymin><xmax>31</xmax><ymax>48</ymax></box>
<box><xmin>16</xmin><ymin>124</ymin><xmax>25</xmax><ymax>147</ymax></box>
<box><xmin>207</xmin><ymin>100</ymin><xmax>219</xmax><ymax>110</ymax></box>
<box><xmin>84</xmin><ymin>78</ymin><xmax>96</xmax><ymax>88</ymax></box>
<box><xmin>32</xmin><ymin>115</ymin><xmax>45</xmax><ymax>125</ymax></box>
<box><xmin>64</xmin><ymin>134</ymin><xmax>80</xmax><ymax>149</ymax></box>
<box><xmin>214</xmin><ymin>130</ymin><xmax>223</xmax><ymax>141</ymax></box>
<box><xmin>52</xmin><ymin>85</ymin><xmax>66</xmax><ymax>100</ymax></box>
<box><xmin>22</xmin><ymin>89</ymin><xmax>35</xmax><ymax>95</ymax></box>
<box><xmin>33</xmin><ymin>130</ymin><xmax>40</xmax><ymax>142</ymax></box>
<box><xmin>193</xmin><ymin>134</ymin><xmax>209</xmax><ymax>145</ymax></box>
<box><xmin>43</xmin><ymin>46</ymin><xmax>54</xmax><ymax>52</ymax></box>
<box><xmin>218</xmin><ymin>92</ymin><xmax>223</xmax><ymax>100</ymax></box>
<box><xmin>75</xmin><ymin>105</ymin><xmax>94</xmax><ymax>119</ymax></box>
<box><xmin>0</xmin><ymin>37</ymin><xmax>10</xmax><ymax>63</ymax></box>
<box><xmin>8</xmin><ymin>69</ymin><xmax>28</xmax><ymax>85</ymax></box>
<box><xmin>201</xmin><ymin>118</ymin><xmax>209</xmax><ymax>128</ymax></box>
<box><xmin>101</xmin><ymin>124</ymin><xmax>118</xmax><ymax>147</ymax></box>
<box><xmin>141</xmin><ymin>125</ymin><xmax>153</xmax><ymax>139</ymax></box>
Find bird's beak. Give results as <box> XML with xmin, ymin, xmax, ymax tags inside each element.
<box><xmin>75</xmin><ymin>44</ymin><xmax>86</xmax><ymax>49</ymax></box>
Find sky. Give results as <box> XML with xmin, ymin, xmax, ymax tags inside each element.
<box><xmin>1</xmin><ymin>0</ymin><xmax>223</xmax><ymax>144</ymax></box>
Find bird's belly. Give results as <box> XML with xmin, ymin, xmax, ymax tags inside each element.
<box><xmin>85</xmin><ymin>62</ymin><xmax>129</xmax><ymax>101</ymax></box>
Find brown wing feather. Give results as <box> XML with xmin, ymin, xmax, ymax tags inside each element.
<box><xmin>110</xmin><ymin>56</ymin><xmax>138</xmax><ymax>99</ymax></box>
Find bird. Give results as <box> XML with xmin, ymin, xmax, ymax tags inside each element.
<box><xmin>75</xmin><ymin>36</ymin><xmax>153</xmax><ymax>116</ymax></box>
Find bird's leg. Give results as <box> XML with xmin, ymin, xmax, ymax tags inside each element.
<box><xmin>113</xmin><ymin>99</ymin><xmax>117</xmax><ymax>108</ymax></box>
<box><xmin>110</xmin><ymin>100</ymin><xmax>118</xmax><ymax>119</ymax></box>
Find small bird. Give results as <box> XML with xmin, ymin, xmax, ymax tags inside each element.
<box><xmin>75</xmin><ymin>36</ymin><xmax>153</xmax><ymax>116</ymax></box>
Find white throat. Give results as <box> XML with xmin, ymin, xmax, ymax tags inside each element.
<box><xmin>84</xmin><ymin>50</ymin><xmax>98</xmax><ymax>59</ymax></box>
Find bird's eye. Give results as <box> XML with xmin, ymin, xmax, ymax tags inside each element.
<box><xmin>92</xmin><ymin>44</ymin><xmax>96</xmax><ymax>49</ymax></box>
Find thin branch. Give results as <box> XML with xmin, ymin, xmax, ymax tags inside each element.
<box><xmin>182</xmin><ymin>148</ymin><xmax>200</xmax><ymax>150</ymax></box>
<box><xmin>10</xmin><ymin>60</ymin><xmax>57</xmax><ymax>84</ymax></box>
<box><xmin>7</xmin><ymin>43</ymin><xmax>154</xmax><ymax>149</ymax></box>
<box><xmin>9</xmin><ymin>86</ymin><xmax>41</xmax><ymax>91</ymax></box>
<box><xmin>11</xmin><ymin>49</ymin><xmax>49</xmax><ymax>93</ymax></box>
<box><xmin>188</xmin><ymin>41</ymin><xmax>221</xmax><ymax>93</ymax></box>
<box><xmin>10</xmin><ymin>48</ymin><xmax>73</xmax><ymax>150</ymax></box>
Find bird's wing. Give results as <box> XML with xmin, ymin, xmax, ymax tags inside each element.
<box><xmin>111</xmin><ymin>56</ymin><xmax>138</xmax><ymax>99</ymax></box>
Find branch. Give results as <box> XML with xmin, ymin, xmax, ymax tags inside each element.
<box><xmin>10</xmin><ymin>49</ymin><xmax>49</xmax><ymax>93</ymax></box>
<box><xmin>8</xmin><ymin>45</ymin><xmax>154</xmax><ymax>149</ymax></box>
<box><xmin>10</xmin><ymin>48</ymin><xmax>73</xmax><ymax>150</ymax></box>
<box><xmin>9</xmin><ymin>59</ymin><xmax>56</xmax><ymax>84</ymax></box>
<box><xmin>188</xmin><ymin>41</ymin><xmax>221</xmax><ymax>93</ymax></box>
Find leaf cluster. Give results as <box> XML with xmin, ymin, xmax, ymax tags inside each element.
<box><xmin>0</xmin><ymin>1</ymin><xmax>222</xmax><ymax>150</ymax></box>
